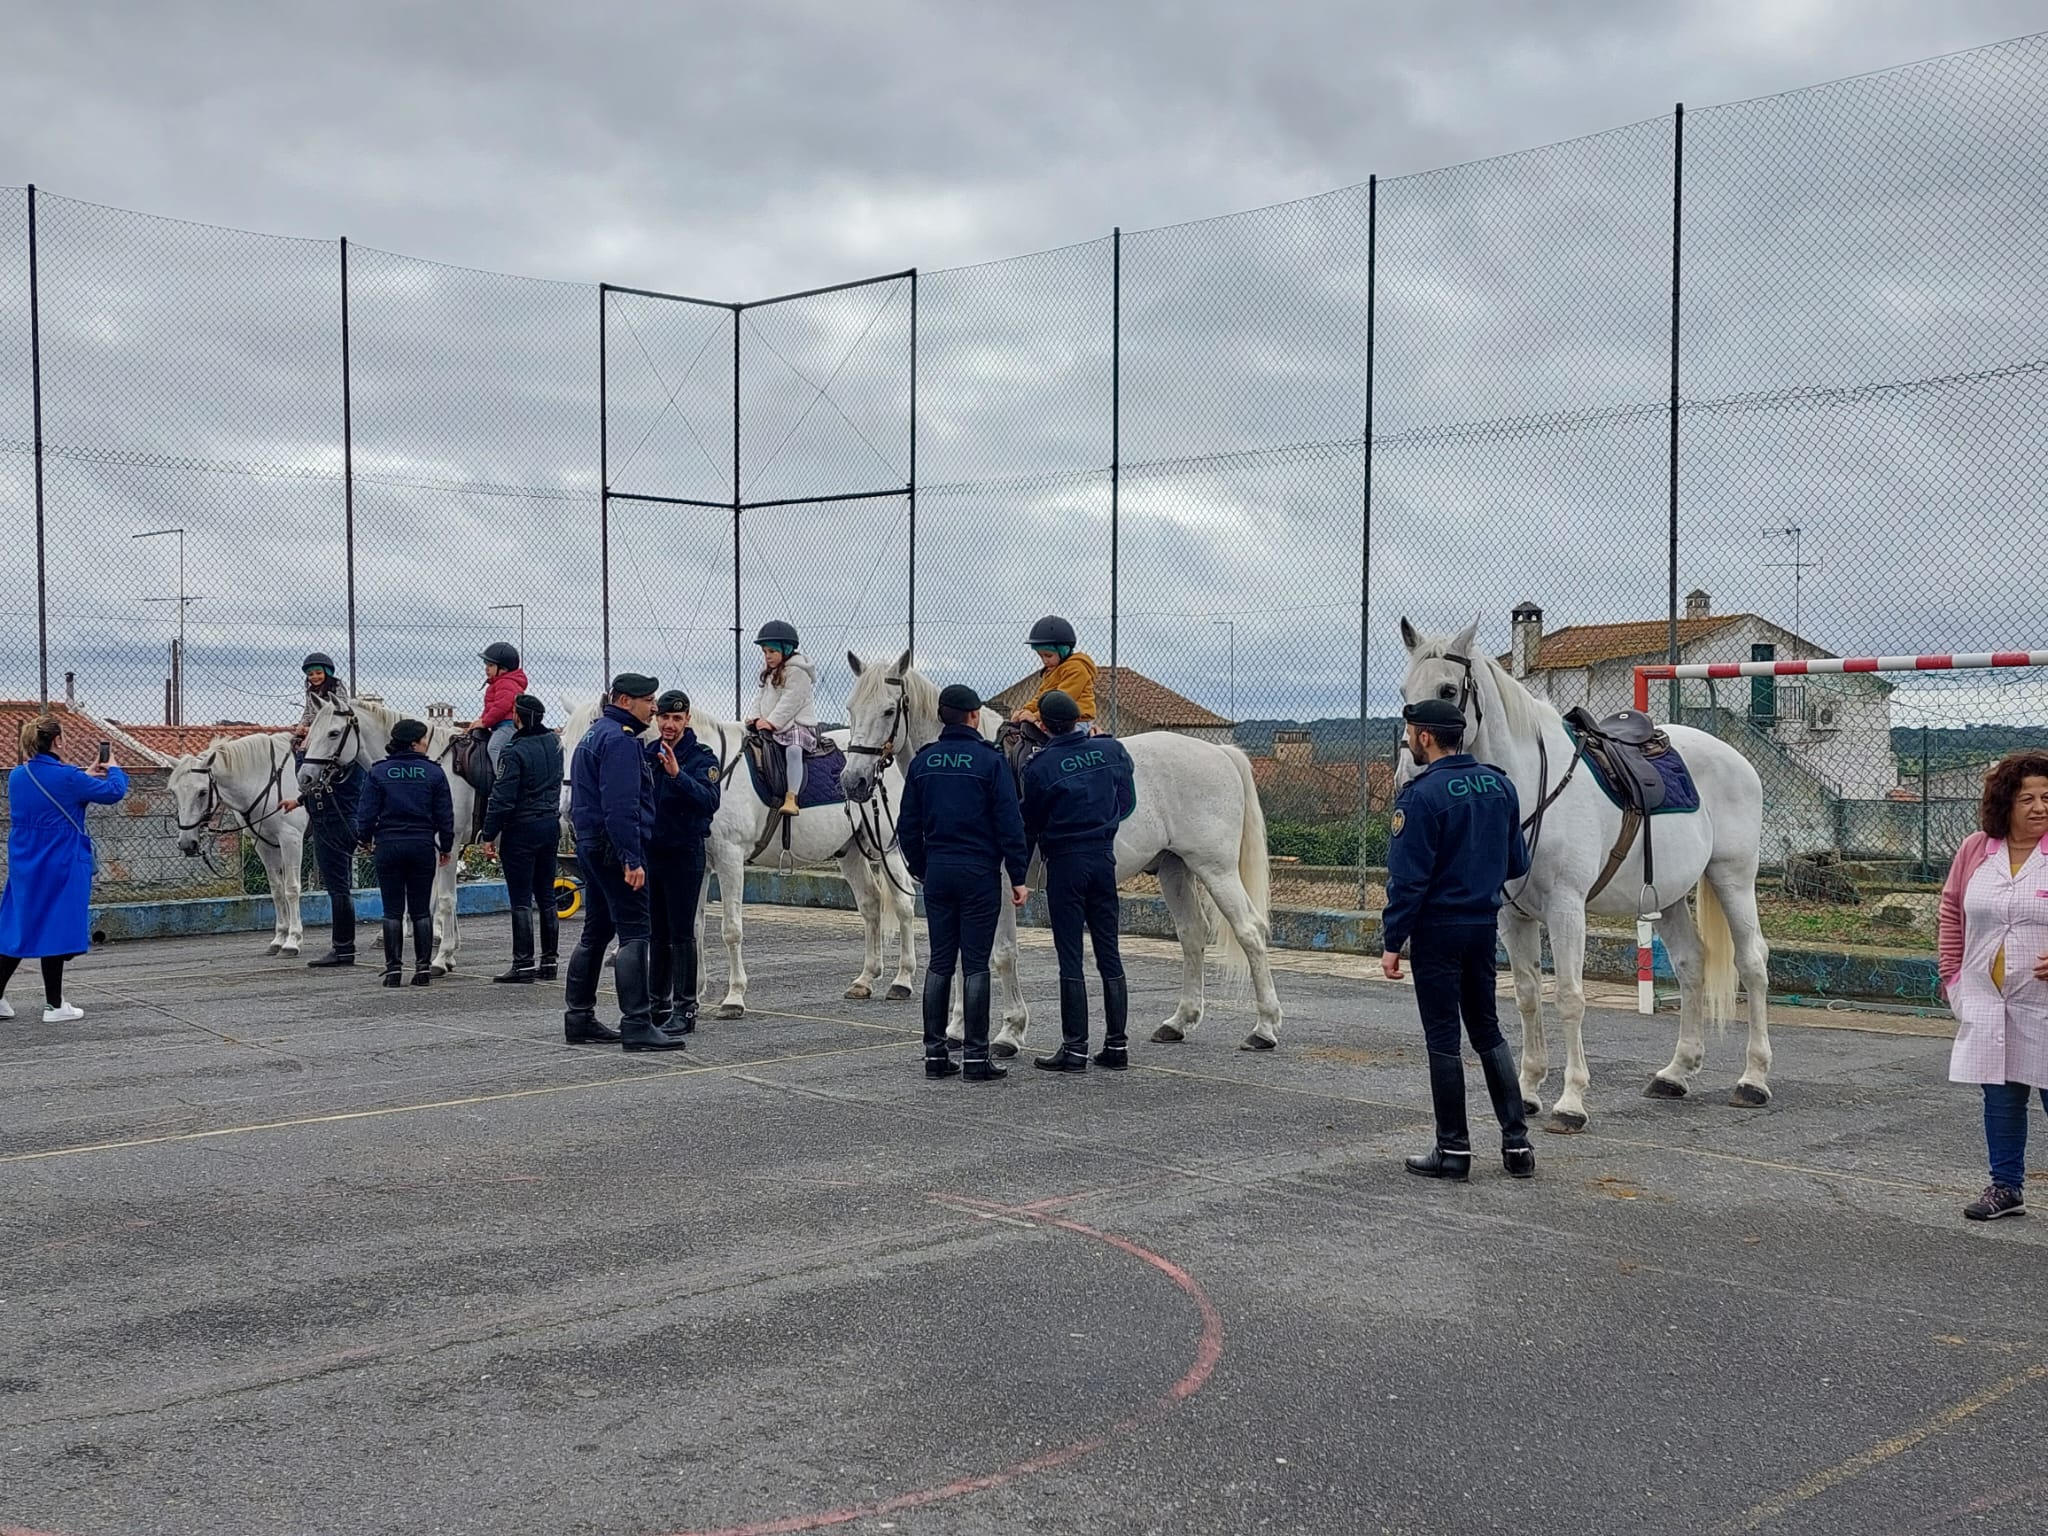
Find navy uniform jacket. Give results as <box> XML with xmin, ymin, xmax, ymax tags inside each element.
<box><xmin>480</xmin><ymin>725</ymin><xmax>563</xmax><ymax>841</ymax></box>
<box><xmin>571</xmin><ymin>704</ymin><xmax>655</xmax><ymax>867</ymax></box>
<box><xmin>355</xmin><ymin>751</ymin><xmax>455</xmax><ymax>853</ymax></box>
<box><xmin>899</xmin><ymin>724</ymin><xmax>1029</xmax><ymax>885</ymax></box>
<box><xmin>1380</xmin><ymin>752</ymin><xmax>1530</xmax><ymax>955</ymax></box>
<box><xmin>648</xmin><ymin>729</ymin><xmax>722</xmax><ymax>856</ymax></box>
<box><xmin>1022</xmin><ymin>728</ymin><xmax>1137</xmax><ymax>860</ymax></box>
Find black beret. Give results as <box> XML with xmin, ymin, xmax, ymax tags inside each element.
<box><xmin>1038</xmin><ymin>690</ymin><xmax>1081</xmax><ymax>729</ymax></box>
<box><xmin>1401</xmin><ymin>698</ymin><xmax>1466</xmax><ymax>732</ymax></box>
<box><xmin>609</xmin><ymin>672</ymin><xmax>659</xmax><ymax>699</ymax></box>
<box><xmin>513</xmin><ymin>693</ymin><xmax>546</xmax><ymax>723</ymax></box>
<box><xmin>390</xmin><ymin>718</ymin><xmax>430</xmax><ymax>746</ymax></box>
<box><xmin>937</xmin><ymin>684</ymin><xmax>982</xmax><ymax>714</ymax></box>
<box><xmin>655</xmin><ymin>690</ymin><xmax>691</xmax><ymax>715</ymax></box>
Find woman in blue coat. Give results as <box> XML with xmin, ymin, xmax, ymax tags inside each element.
<box><xmin>0</xmin><ymin>714</ymin><xmax>129</xmax><ymax>1023</ymax></box>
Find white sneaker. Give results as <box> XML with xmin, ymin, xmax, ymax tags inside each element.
<box><xmin>0</xmin><ymin>997</ymin><xmax>13</xmax><ymax>1019</ymax></box>
<box><xmin>43</xmin><ymin>1001</ymin><xmax>84</xmax><ymax>1023</ymax></box>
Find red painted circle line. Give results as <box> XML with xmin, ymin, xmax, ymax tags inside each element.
<box><xmin>2</xmin><ymin>1194</ymin><xmax>1224</xmax><ymax>1536</ymax></box>
<box><xmin>657</xmin><ymin>1194</ymin><xmax>1227</xmax><ymax>1536</ymax></box>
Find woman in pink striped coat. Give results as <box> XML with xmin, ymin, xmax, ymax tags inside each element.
<box><xmin>1938</xmin><ymin>752</ymin><xmax>2048</xmax><ymax>1222</ymax></box>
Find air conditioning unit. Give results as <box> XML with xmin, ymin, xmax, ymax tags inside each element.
<box><xmin>1807</xmin><ymin>700</ymin><xmax>1840</xmax><ymax>732</ymax></box>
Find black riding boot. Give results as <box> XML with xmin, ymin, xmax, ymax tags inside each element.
<box><xmin>649</xmin><ymin>936</ymin><xmax>676</xmax><ymax>1031</ymax></box>
<box><xmin>1479</xmin><ymin>1042</ymin><xmax>1536</xmax><ymax>1178</ymax></box>
<box><xmin>922</xmin><ymin>969</ymin><xmax>959</xmax><ymax>1077</ymax></box>
<box><xmin>961</xmin><ymin>972</ymin><xmax>1006</xmax><ymax>1082</ymax></box>
<box><xmin>308</xmin><ymin>891</ymin><xmax>356</xmax><ymax>967</ymax></box>
<box><xmin>379</xmin><ymin>918</ymin><xmax>404</xmax><ymax>988</ymax></box>
<box><xmin>1035</xmin><ymin>978</ymin><xmax>1091</xmax><ymax>1073</ymax></box>
<box><xmin>1405</xmin><ymin>1051</ymin><xmax>1473</xmax><ymax>1180</ymax></box>
<box><xmin>670</xmin><ymin>945</ymin><xmax>698</xmax><ymax>1033</ymax></box>
<box><xmin>1095</xmin><ymin>974</ymin><xmax>1130</xmax><ymax>1070</ymax></box>
<box><xmin>494</xmin><ymin>907</ymin><xmax>536</xmax><ymax>983</ymax></box>
<box><xmin>537</xmin><ymin>902</ymin><xmax>560</xmax><ymax>981</ymax></box>
<box><xmin>617</xmin><ymin>940</ymin><xmax>685</xmax><ymax>1052</ymax></box>
<box><xmin>409</xmin><ymin>918</ymin><xmax>434</xmax><ymax>986</ymax></box>
<box><xmin>562</xmin><ymin>940</ymin><xmax>620</xmax><ymax>1044</ymax></box>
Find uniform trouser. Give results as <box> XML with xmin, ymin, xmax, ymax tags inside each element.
<box><xmin>305</xmin><ymin>766</ymin><xmax>360</xmax><ymax>950</ymax></box>
<box><xmin>374</xmin><ymin>838</ymin><xmax>437</xmax><ymax>927</ymax></box>
<box><xmin>566</xmin><ymin>844</ymin><xmax>654</xmax><ymax>1030</ymax></box>
<box><xmin>1046</xmin><ymin>845</ymin><xmax>1123</xmax><ymax>981</ymax></box>
<box><xmin>1409</xmin><ymin>921</ymin><xmax>1508</xmax><ymax>1056</ymax></box>
<box><xmin>499</xmin><ymin>816</ymin><xmax>560</xmax><ymax>963</ymax></box>
<box><xmin>922</xmin><ymin>863</ymin><xmax>1000</xmax><ymax>979</ymax></box>
<box><xmin>648</xmin><ymin>841</ymin><xmax>708</xmax><ymax>1015</ymax></box>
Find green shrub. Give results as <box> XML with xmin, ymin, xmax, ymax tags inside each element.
<box><xmin>1266</xmin><ymin>814</ymin><xmax>1391</xmax><ymax>867</ymax></box>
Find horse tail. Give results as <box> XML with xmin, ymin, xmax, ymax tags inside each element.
<box><xmin>1212</xmin><ymin>746</ymin><xmax>1272</xmax><ymax>987</ymax></box>
<box><xmin>1696</xmin><ymin>877</ymin><xmax>1740</xmax><ymax>1035</ymax></box>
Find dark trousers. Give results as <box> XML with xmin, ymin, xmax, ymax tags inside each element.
<box><xmin>374</xmin><ymin>838</ymin><xmax>437</xmax><ymax>925</ymax></box>
<box><xmin>1984</xmin><ymin>1082</ymin><xmax>2048</xmax><ymax>1191</ymax></box>
<box><xmin>305</xmin><ymin>765</ymin><xmax>360</xmax><ymax>949</ymax></box>
<box><xmin>923</xmin><ymin>862</ymin><xmax>1000</xmax><ymax>979</ymax></box>
<box><xmin>499</xmin><ymin>817</ymin><xmax>559</xmax><ymax>911</ymax></box>
<box><xmin>1046</xmin><ymin>845</ymin><xmax>1123</xmax><ymax>980</ymax></box>
<box><xmin>648</xmin><ymin>841</ymin><xmax>707</xmax><ymax>1011</ymax></box>
<box><xmin>0</xmin><ymin>954</ymin><xmax>66</xmax><ymax>1005</ymax></box>
<box><xmin>566</xmin><ymin>845</ymin><xmax>654</xmax><ymax>1030</ymax></box>
<box><xmin>1409</xmin><ymin>922</ymin><xmax>1507</xmax><ymax>1056</ymax></box>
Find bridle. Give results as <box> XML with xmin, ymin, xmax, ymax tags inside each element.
<box><xmin>844</xmin><ymin>674</ymin><xmax>907</xmax><ymax>780</ymax></box>
<box><xmin>175</xmin><ymin>737</ymin><xmax>297</xmax><ymax>853</ymax></box>
<box><xmin>298</xmin><ymin>706</ymin><xmax>361</xmax><ymax>794</ymax></box>
<box><xmin>841</xmin><ymin>675</ymin><xmax>915</xmax><ymax>896</ymax></box>
<box><xmin>1440</xmin><ymin>650</ymin><xmax>1485</xmax><ymax>731</ymax></box>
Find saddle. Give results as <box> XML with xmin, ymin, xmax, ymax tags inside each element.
<box><xmin>996</xmin><ymin>720</ymin><xmax>1050</xmax><ymax>795</ymax></box>
<box><xmin>1561</xmin><ymin>707</ymin><xmax>1672</xmax><ymax>908</ymax></box>
<box><xmin>741</xmin><ymin>730</ymin><xmax>850</xmax><ymax>864</ymax></box>
<box><xmin>451</xmin><ymin>729</ymin><xmax>496</xmax><ymax>801</ymax></box>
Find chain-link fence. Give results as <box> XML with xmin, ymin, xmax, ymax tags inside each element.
<box><xmin>4</xmin><ymin>36</ymin><xmax>2046</xmax><ymax>935</ymax></box>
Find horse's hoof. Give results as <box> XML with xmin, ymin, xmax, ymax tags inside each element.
<box><xmin>991</xmin><ymin>1041</ymin><xmax>1019</xmax><ymax>1059</ymax></box>
<box><xmin>430</xmin><ymin>964</ymin><xmax>449</xmax><ymax>978</ymax></box>
<box><xmin>1543</xmin><ymin>1110</ymin><xmax>1588</xmax><ymax>1135</ymax></box>
<box><xmin>885</xmin><ymin>985</ymin><xmax>913</xmax><ymax>1002</ymax></box>
<box><xmin>1521</xmin><ymin>1097</ymin><xmax>1542</xmax><ymax>1116</ymax></box>
<box><xmin>1151</xmin><ymin>1024</ymin><xmax>1186</xmax><ymax>1044</ymax></box>
<box><xmin>1645</xmin><ymin>1077</ymin><xmax>1688</xmax><ymax>1100</ymax></box>
<box><xmin>844</xmin><ymin>983</ymin><xmax>872</xmax><ymax>1001</ymax></box>
<box><xmin>716</xmin><ymin>1004</ymin><xmax>745</xmax><ymax>1021</ymax></box>
<box><xmin>1239</xmin><ymin>1033</ymin><xmax>1276</xmax><ymax>1052</ymax></box>
<box><xmin>265</xmin><ymin>943</ymin><xmax>283</xmax><ymax>957</ymax></box>
<box><xmin>1729</xmin><ymin>1082</ymin><xmax>1771</xmax><ymax>1108</ymax></box>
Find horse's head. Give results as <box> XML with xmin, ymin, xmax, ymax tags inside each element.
<box><xmin>298</xmin><ymin>701</ymin><xmax>363</xmax><ymax>793</ymax></box>
<box><xmin>841</xmin><ymin>649</ymin><xmax>918</xmax><ymax>802</ymax></box>
<box><xmin>1394</xmin><ymin>614</ymin><xmax>1485</xmax><ymax>789</ymax></box>
<box><xmin>167</xmin><ymin>754</ymin><xmax>217</xmax><ymax>856</ymax></box>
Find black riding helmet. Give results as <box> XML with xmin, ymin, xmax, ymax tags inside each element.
<box><xmin>481</xmin><ymin>641</ymin><xmax>520</xmax><ymax>670</ymax></box>
<box><xmin>302</xmin><ymin>652</ymin><xmax>337</xmax><ymax>676</ymax></box>
<box><xmin>754</xmin><ymin>620</ymin><xmax>800</xmax><ymax>653</ymax></box>
<box><xmin>1027</xmin><ymin>616</ymin><xmax>1077</xmax><ymax>657</ymax></box>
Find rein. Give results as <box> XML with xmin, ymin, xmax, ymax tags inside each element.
<box><xmin>177</xmin><ymin>737</ymin><xmax>297</xmax><ymax>854</ymax></box>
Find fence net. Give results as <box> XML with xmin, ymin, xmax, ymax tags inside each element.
<box><xmin>4</xmin><ymin>34</ymin><xmax>2047</xmax><ymax>935</ymax></box>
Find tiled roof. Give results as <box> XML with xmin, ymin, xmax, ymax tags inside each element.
<box><xmin>987</xmin><ymin>668</ymin><xmax>1232</xmax><ymax>729</ymax></box>
<box><xmin>1249</xmin><ymin>757</ymin><xmax>1395</xmax><ymax>815</ymax></box>
<box><xmin>1501</xmin><ymin>615</ymin><xmax>1747</xmax><ymax>671</ymax></box>
<box><xmin>0</xmin><ymin>701</ymin><xmax>131</xmax><ymax>770</ymax></box>
<box><xmin>105</xmin><ymin>721</ymin><xmax>290</xmax><ymax>767</ymax></box>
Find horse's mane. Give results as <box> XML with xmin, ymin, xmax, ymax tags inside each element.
<box><xmin>201</xmin><ymin>731</ymin><xmax>290</xmax><ymax>775</ymax></box>
<box><xmin>895</xmin><ymin>664</ymin><xmax>938</xmax><ymax>721</ymax></box>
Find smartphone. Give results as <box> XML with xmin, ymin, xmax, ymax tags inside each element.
<box><xmin>96</xmin><ymin>740</ymin><xmax>112</xmax><ymax>765</ymax></box>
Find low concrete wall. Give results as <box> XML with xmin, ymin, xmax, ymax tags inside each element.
<box><xmin>89</xmin><ymin>868</ymin><xmax>1940</xmax><ymax>1005</ymax></box>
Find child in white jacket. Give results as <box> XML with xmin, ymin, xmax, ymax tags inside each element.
<box><xmin>750</xmin><ymin>620</ymin><xmax>819</xmax><ymax>816</ymax></box>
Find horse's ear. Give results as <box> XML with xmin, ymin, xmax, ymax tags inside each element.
<box><xmin>1450</xmin><ymin>615</ymin><xmax>1480</xmax><ymax>660</ymax></box>
<box><xmin>1398</xmin><ymin>617</ymin><xmax>1420</xmax><ymax>653</ymax></box>
<box><xmin>895</xmin><ymin>648</ymin><xmax>914</xmax><ymax>677</ymax></box>
<box><xmin>847</xmin><ymin>652</ymin><xmax>864</xmax><ymax>677</ymax></box>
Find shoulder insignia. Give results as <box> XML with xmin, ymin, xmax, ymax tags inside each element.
<box><xmin>707</xmin><ymin>767</ymin><xmax>719</xmax><ymax>781</ymax></box>
<box><xmin>1390</xmin><ymin>808</ymin><xmax>1406</xmax><ymax>837</ymax></box>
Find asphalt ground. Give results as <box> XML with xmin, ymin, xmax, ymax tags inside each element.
<box><xmin>3</xmin><ymin>907</ymin><xmax>2043</xmax><ymax>1536</ymax></box>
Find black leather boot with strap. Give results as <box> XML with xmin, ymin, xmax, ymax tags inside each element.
<box><xmin>960</xmin><ymin>972</ymin><xmax>1007</xmax><ymax>1082</ymax></box>
<box><xmin>409</xmin><ymin>918</ymin><xmax>434</xmax><ymax>987</ymax></box>
<box><xmin>1405</xmin><ymin>1050</ymin><xmax>1474</xmax><ymax>1181</ymax></box>
<box><xmin>1035</xmin><ymin>978</ymin><xmax>1091</xmax><ymax>1073</ymax></box>
<box><xmin>1478</xmin><ymin>1042</ymin><xmax>1536</xmax><ymax>1178</ymax></box>
<box><xmin>562</xmin><ymin>941</ymin><xmax>620</xmax><ymax>1044</ymax></box>
<box><xmin>922</xmin><ymin>969</ymin><xmax>959</xmax><ymax>1078</ymax></box>
<box><xmin>1095</xmin><ymin>974</ymin><xmax>1129</xmax><ymax>1070</ymax></box>
<box><xmin>379</xmin><ymin>918</ymin><xmax>404</xmax><ymax>988</ymax></box>
<box><xmin>494</xmin><ymin>907</ymin><xmax>536</xmax><ymax>984</ymax></box>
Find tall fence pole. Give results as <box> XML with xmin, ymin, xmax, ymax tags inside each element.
<box><xmin>340</xmin><ymin>237</ymin><xmax>358</xmax><ymax>690</ymax></box>
<box><xmin>28</xmin><ymin>184</ymin><xmax>48</xmax><ymax>708</ymax></box>
<box><xmin>1357</xmin><ymin>175</ymin><xmax>1378</xmax><ymax>911</ymax></box>
<box><xmin>1918</xmin><ymin>725</ymin><xmax>1931</xmax><ymax>881</ymax></box>
<box><xmin>598</xmin><ymin>284</ymin><xmax>611</xmax><ymax>689</ymax></box>
<box><xmin>1108</xmin><ymin>227</ymin><xmax>1121</xmax><ymax>735</ymax></box>
<box><xmin>907</xmin><ymin>269</ymin><xmax>918</xmax><ymax>658</ymax></box>
<box><xmin>732</xmin><ymin>304</ymin><xmax>744</xmax><ymax>719</ymax></box>
<box><xmin>1665</xmin><ymin>102</ymin><xmax>1684</xmax><ymax>720</ymax></box>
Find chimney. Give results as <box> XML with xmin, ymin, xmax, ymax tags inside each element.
<box><xmin>1273</xmin><ymin>728</ymin><xmax>1312</xmax><ymax>765</ymax></box>
<box><xmin>427</xmin><ymin>702</ymin><xmax>455</xmax><ymax>723</ymax></box>
<box><xmin>64</xmin><ymin>671</ymin><xmax>75</xmax><ymax>708</ymax></box>
<box><xmin>1686</xmin><ymin>588</ymin><xmax>1711</xmax><ymax>620</ymax></box>
<box><xmin>1510</xmin><ymin>602</ymin><xmax>1544</xmax><ymax>678</ymax></box>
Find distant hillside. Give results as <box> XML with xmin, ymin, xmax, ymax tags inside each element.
<box><xmin>1891</xmin><ymin>723</ymin><xmax>2048</xmax><ymax>770</ymax></box>
<box><xmin>1233</xmin><ymin>718</ymin><xmax>1405</xmax><ymax>760</ymax></box>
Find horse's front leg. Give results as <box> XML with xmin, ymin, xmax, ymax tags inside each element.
<box><xmin>839</xmin><ymin>850</ymin><xmax>884</xmax><ymax>1001</ymax></box>
<box><xmin>1499</xmin><ymin>906</ymin><xmax>1547</xmax><ymax>1113</ymax></box>
<box><xmin>430</xmin><ymin>855</ymin><xmax>460</xmax><ymax>975</ymax></box>
<box><xmin>882</xmin><ymin>853</ymin><xmax>917</xmax><ymax>1001</ymax></box>
<box><xmin>712</xmin><ymin>837</ymin><xmax>749</xmax><ymax>1020</ymax></box>
<box><xmin>280</xmin><ymin>831</ymin><xmax>305</xmax><ymax>955</ymax></box>
<box><xmin>1543</xmin><ymin>903</ymin><xmax>1593</xmax><ymax>1132</ymax></box>
<box><xmin>990</xmin><ymin>884</ymin><xmax>1029</xmax><ymax>1057</ymax></box>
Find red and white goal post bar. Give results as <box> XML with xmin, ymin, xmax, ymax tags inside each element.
<box><xmin>1621</xmin><ymin>650</ymin><xmax>2048</xmax><ymax>1013</ymax></box>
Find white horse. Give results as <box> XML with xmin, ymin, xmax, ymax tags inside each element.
<box><xmin>1396</xmin><ymin>618</ymin><xmax>1774</xmax><ymax>1131</ymax></box>
<box><xmin>839</xmin><ymin>652</ymin><xmax>1284</xmax><ymax>1052</ymax></box>
<box><xmin>167</xmin><ymin>732</ymin><xmax>309</xmax><ymax>957</ymax></box>
<box><xmin>299</xmin><ymin>697</ymin><xmax>477</xmax><ymax>975</ymax></box>
<box><xmin>559</xmin><ymin>698</ymin><xmax>919</xmax><ymax>1018</ymax></box>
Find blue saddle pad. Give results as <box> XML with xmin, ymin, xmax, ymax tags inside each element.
<box><xmin>745</xmin><ymin>743</ymin><xmax>848</xmax><ymax>809</ymax></box>
<box><xmin>1578</xmin><ymin>739</ymin><xmax>1700</xmax><ymax>815</ymax></box>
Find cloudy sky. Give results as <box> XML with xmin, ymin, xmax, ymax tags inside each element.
<box><xmin>2</xmin><ymin>1</ymin><xmax>2044</xmax><ymax>752</ymax></box>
